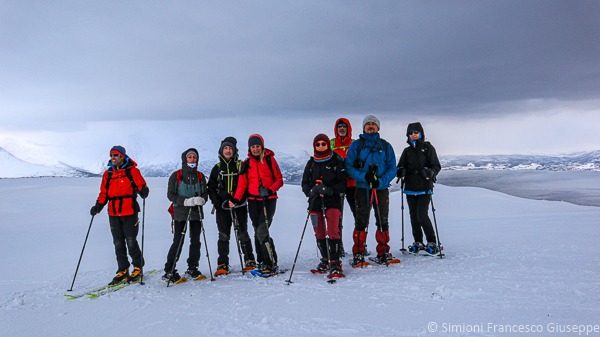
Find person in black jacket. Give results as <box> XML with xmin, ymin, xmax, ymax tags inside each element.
<box><xmin>396</xmin><ymin>122</ymin><xmax>442</xmax><ymax>254</ymax></box>
<box><xmin>208</xmin><ymin>137</ymin><xmax>256</xmax><ymax>276</ymax></box>
<box><xmin>301</xmin><ymin>134</ymin><xmax>347</xmax><ymax>278</ymax></box>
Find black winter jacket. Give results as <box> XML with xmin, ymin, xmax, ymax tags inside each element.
<box><xmin>301</xmin><ymin>153</ymin><xmax>347</xmax><ymax>212</ymax></box>
<box><xmin>207</xmin><ymin>154</ymin><xmax>245</xmax><ymax>210</ymax></box>
<box><xmin>397</xmin><ymin>140</ymin><xmax>441</xmax><ymax>193</ymax></box>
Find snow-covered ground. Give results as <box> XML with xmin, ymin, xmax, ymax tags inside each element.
<box><xmin>1</xmin><ymin>178</ymin><xmax>599</xmax><ymax>336</ymax></box>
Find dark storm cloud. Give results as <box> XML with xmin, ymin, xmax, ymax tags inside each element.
<box><xmin>1</xmin><ymin>0</ymin><xmax>599</xmax><ymax>129</ymax></box>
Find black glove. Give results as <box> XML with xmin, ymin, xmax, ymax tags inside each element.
<box><xmin>317</xmin><ymin>185</ymin><xmax>333</xmax><ymax>196</ymax></box>
<box><xmin>90</xmin><ymin>202</ymin><xmax>104</xmax><ymax>216</ymax></box>
<box><xmin>309</xmin><ymin>185</ymin><xmax>320</xmax><ymax>197</ymax></box>
<box><xmin>259</xmin><ymin>186</ymin><xmax>270</xmax><ymax>197</ymax></box>
<box><xmin>422</xmin><ymin>167</ymin><xmax>435</xmax><ymax>180</ymax></box>
<box><xmin>139</xmin><ymin>185</ymin><xmax>149</xmax><ymax>199</ymax></box>
<box><xmin>396</xmin><ymin>167</ymin><xmax>406</xmax><ymax>179</ymax></box>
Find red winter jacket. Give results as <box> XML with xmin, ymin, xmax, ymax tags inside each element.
<box><xmin>234</xmin><ymin>148</ymin><xmax>284</xmax><ymax>201</ymax></box>
<box><xmin>96</xmin><ymin>158</ymin><xmax>147</xmax><ymax>217</ymax></box>
<box><xmin>331</xmin><ymin>117</ymin><xmax>356</xmax><ymax>188</ymax></box>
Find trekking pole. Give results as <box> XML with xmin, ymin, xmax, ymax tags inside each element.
<box><xmin>67</xmin><ymin>215</ymin><xmax>95</xmax><ymax>292</ymax></box>
<box><xmin>167</xmin><ymin>208</ymin><xmax>190</xmax><ymax>287</ymax></box>
<box><xmin>222</xmin><ymin>200</ymin><xmax>246</xmax><ymax>274</ymax></box>
<box><xmin>371</xmin><ymin>187</ymin><xmax>389</xmax><ymax>267</ymax></box>
<box><xmin>430</xmin><ymin>194</ymin><xmax>445</xmax><ymax>258</ymax></box>
<box><xmin>338</xmin><ymin>193</ymin><xmax>346</xmax><ymax>257</ymax></box>
<box><xmin>199</xmin><ymin>205</ymin><xmax>216</xmax><ymax>281</ymax></box>
<box><xmin>140</xmin><ymin>198</ymin><xmax>146</xmax><ymax>285</ymax></box>
<box><xmin>261</xmin><ymin>198</ymin><xmax>277</xmax><ymax>269</ymax></box>
<box><xmin>399</xmin><ymin>179</ymin><xmax>407</xmax><ymax>253</ymax></box>
<box><xmin>321</xmin><ymin>197</ymin><xmax>337</xmax><ymax>283</ymax></box>
<box><xmin>285</xmin><ymin>211</ymin><xmax>311</xmax><ymax>285</ymax></box>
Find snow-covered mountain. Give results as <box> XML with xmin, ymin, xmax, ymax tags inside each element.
<box><xmin>441</xmin><ymin>150</ymin><xmax>600</xmax><ymax>171</ymax></box>
<box><xmin>2</xmin><ymin>146</ymin><xmax>599</xmax><ymax>179</ymax></box>
<box><xmin>0</xmin><ymin>147</ymin><xmax>96</xmax><ymax>178</ymax></box>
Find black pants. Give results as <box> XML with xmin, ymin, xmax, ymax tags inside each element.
<box><xmin>109</xmin><ymin>215</ymin><xmax>143</xmax><ymax>272</ymax></box>
<box><xmin>354</xmin><ymin>188</ymin><xmax>390</xmax><ymax>232</ymax></box>
<box><xmin>406</xmin><ymin>194</ymin><xmax>436</xmax><ymax>244</ymax></box>
<box><xmin>164</xmin><ymin>220</ymin><xmax>202</xmax><ymax>273</ymax></box>
<box><xmin>248</xmin><ymin>199</ymin><xmax>278</xmax><ymax>267</ymax></box>
<box><xmin>215</xmin><ymin>206</ymin><xmax>255</xmax><ymax>265</ymax></box>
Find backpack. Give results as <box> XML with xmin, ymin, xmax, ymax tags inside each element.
<box><xmin>167</xmin><ymin>169</ymin><xmax>204</xmax><ymax>220</ymax></box>
<box><xmin>105</xmin><ymin>166</ymin><xmax>139</xmax><ymax>214</ymax></box>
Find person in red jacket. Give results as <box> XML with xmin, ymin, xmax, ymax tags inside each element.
<box><xmin>330</xmin><ymin>118</ymin><xmax>357</xmax><ymax>256</ymax></box>
<box><xmin>229</xmin><ymin>134</ymin><xmax>284</xmax><ymax>276</ymax></box>
<box><xmin>90</xmin><ymin>145</ymin><xmax>149</xmax><ymax>285</ymax></box>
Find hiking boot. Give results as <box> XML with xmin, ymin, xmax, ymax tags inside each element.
<box><xmin>258</xmin><ymin>264</ymin><xmax>277</xmax><ymax>275</ymax></box>
<box><xmin>185</xmin><ymin>267</ymin><xmax>203</xmax><ymax>279</ymax></box>
<box><xmin>425</xmin><ymin>242</ymin><xmax>440</xmax><ymax>254</ymax></box>
<box><xmin>316</xmin><ymin>258</ymin><xmax>329</xmax><ymax>273</ymax></box>
<box><xmin>129</xmin><ymin>267</ymin><xmax>143</xmax><ymax>282</ymax></box>
<box><xmin>409</xmin><ymin>242</ymin><xmax>425</xmax><ymax>253</ymax></box>
<box><xmin>243</xmin><ymin>259</ymin><xmax>257</xmax><ymax>271</ymax></box>
<box><xmin>374</xmin><ymin>253</ymin><xmax>394</xmax><ymax>264</ymax></box>
<box><xmin>109</xmin><ymin>269</ymin><xmax>129</xmax><ymax>285</ymax></box>
<box><xmin>162</xmin><ymin>270</ymin><xmax>182</xmax><ymax>283</ymax></box>
<box><xmin>214</xmin><ymin>264</ymin><xmax>230</xmax><ymax>276</ymax></box>
<box><xmin>350</xmin><ymin>254</ymin><xmax>367</xmax><ymax>268</ymax></box>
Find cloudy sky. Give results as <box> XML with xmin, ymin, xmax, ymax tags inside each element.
<box><xmin>1</xmin><ymin>0</ymin><xmax>599</xmax><ymax>163</ymax></box>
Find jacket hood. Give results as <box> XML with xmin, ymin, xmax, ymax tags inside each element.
<box><xmin>181</xmin><ymin>148</ymin><xmax>199</xmax><ymax>166</ymax></box>
<box><xmin>219</xmin><ymin>136</ymin><xmax>238</xmax><ymax>158</ymax></box>
<box><xmin>334</xmin><ymin>117</ymin><xmax>353</xmax><ymax>139</ymax></box>
<box><xmin>406</xmin><ymin>122</ymin><xmax>425</xmax><ymax>146</ymax></box>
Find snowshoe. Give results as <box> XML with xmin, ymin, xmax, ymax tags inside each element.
<box><xmin>109</xmin><ymin>269</ymin><xmax>129</xmax><ymax>286</ymax></box>
<box><xmin>369</xmin><ymin>253</ymin><xmax>401</xmax><ymax>265</ymax></box>
<box><xmin>214</xmin><ymin>264</ymin><xmax>230</xmax><ymax>277</ymax></box>
<box><xmin>243</xmin><ymin>260</ymin><xmax>257</xmax><ymax>272</ymax></box>
<box><xmin>328</xmin><ymin>261</ymin><xmax>345</xmax><ymax>279</ymax></box>
<box><xmin>163</xmin><ymin>270</ymin><xmax>187</xmax><ymax>284</ymax></box>
<box><xmin>250</xmin><ymin>265</ymin><xmax>286</xmax><ymax>278</ymax></box>
<box><xmin>425</xmin><ymin>242</ymin><xmax>440</xmax><ymax>254</ymax></box>
<box><xmin>408</xmin><ymin>242</ymin><xmax>425</xmax><ymax>254</ymax></box>
<box><xmin>186</xmin><ymin>267</ymin><xmax>207</xmax><ymax>281</ymax></box>
<box><xmin>350</xmin><ymin>254</ymin><xmax>369</xmax><ymax>268</ymax></box>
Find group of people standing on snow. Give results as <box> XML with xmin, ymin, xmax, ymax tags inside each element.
<box><xmin>89</xmin><ymin>114</ymin><xmax>441</xmax><ymax>285</ymax></box>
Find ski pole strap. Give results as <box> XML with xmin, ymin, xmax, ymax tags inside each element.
<box><xmin>221</xmin><ymin>199</ymin><xmax>247</xmax><ymax>210</ymax></box>
<box><xmin>403</xmin><ymin>190</ymin><xmax>433</xmax><ymax>196</ymax></box>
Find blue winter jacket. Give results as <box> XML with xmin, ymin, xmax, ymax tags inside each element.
<box><xmin>345</xmin><ymin>132</ymin><xmax>396</xmax><ymax>190</ymax></box>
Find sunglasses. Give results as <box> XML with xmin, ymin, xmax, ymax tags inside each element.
<box><xmin>337</xmin><ymin>124</ymin><xmax>347</xmax><ymax>128</ymax></box>
<box><xmin>315</xmin><ymin>141</ymin><xmax>328</xmax><ymax>147</ymax></box>
<box><xmin>110</xmin><ymin>153</ymin><xmax>121</xmax><ymax>157</ymax></box>
<box><xmin>408</xmin><ymin>130</ymin><xmax>420</xmax><ymax>135</ymax></box>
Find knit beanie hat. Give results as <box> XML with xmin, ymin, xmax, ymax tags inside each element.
<box><xmin>219</xmin><ymin>136</ymin><xmax>238</xmax><ymax>157</ymax></box>
<box><xmin>362</xmin><ymin>114</ymin><xmax>380</xmax><ymax>130</ymax></box>
<box><xmin>313</xmin><ymin>134</ymin><xmax>332</xmax><ymax>159</ymax></box>
<box><xmin>110</xmin><ymin>145</ymin><xmax>127</xmax><ymax>158</ymax></box>
<box><xmin>248</xmin><ymin>134</ymin><xmax>264</xmax><ymax>148</ymax></box>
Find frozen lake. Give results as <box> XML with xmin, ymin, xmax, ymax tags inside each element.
<box><xmin>437</xmin><ymin>170</ymin><xmax>600</xmax><ymax>207</ymax></box>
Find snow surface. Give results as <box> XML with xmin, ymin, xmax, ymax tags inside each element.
<box><xmin>1</xmin><ymin>178</ymin><xmax>599</xmax><ymax>336</ymax></box>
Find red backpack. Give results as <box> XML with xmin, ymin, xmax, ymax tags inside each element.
<box><xmin>167</xmin><ymin>170</ymin><xmax>204</xmax><ymax>225</ymax></box>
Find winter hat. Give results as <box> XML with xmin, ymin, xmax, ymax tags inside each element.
<box><xmin>219</xmin><ymin>136</ymin><xmax>238</xmax><ymax>156</ymax></box>
<box><xmin>362</xmin><ymin>114</ymin><xmax>380</xmax><ymax>130</ymax></box>
<box><xmin>313</xmin><ymin>134</ymin><xmax>332</xmax><ymax>159</ymax></box>
<box><xmin>185</xmin><ymin>150</ymin><xmax>197</xmax><ymax>159</ymax></box>
<box><xmin>110</xmin><ymin>145</ymin><xmax>127</xmax><ymax>158</ymax></box>
<box><xmin>248</xmin><ymin>134</ymin><xmax>264</xmax><ymax>148</ymax></box>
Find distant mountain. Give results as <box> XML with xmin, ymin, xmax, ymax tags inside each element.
<box><xmin>0</xmin><ymin>147</ymin><xmax>96</xmax><ymax>178</ymax></box>
<box><xmin>440</xmin><ymin>150</ymin><xmax>600</xmax><ymax>172</ymax></box>
<box><xmin>2</xmin><ymin>146</ymin><xmax>599</xmax><ymax>179</ymax></box>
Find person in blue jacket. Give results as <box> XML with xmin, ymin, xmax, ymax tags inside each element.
<box><xmin>345</xmin><ymin>115</ymin><xmax>397</xmax><ymax>267</ymax></box>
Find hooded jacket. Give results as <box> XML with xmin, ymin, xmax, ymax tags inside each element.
<box><xmin>331</xmin><ymin>117</ymin><xmax>357</xmax><ymax>188</ymax></box>
<box><xmin>97</xmin><ymin>156</ymin><xmax>147</xmax><ymax>217</ymax></box>
<box><xmin>167</xmin><ymin>148</ymin><xmax>208</xmax><ymax>221</ymax></box>
<box><xmin>233</xmin><ymin>147</ymin><xmax>284</xmax><ymax>201</ymax></box>
<box><xmin>397</xmin><ymin>122</ymin><xmax>441</xmax><ymax>193</ymax></box>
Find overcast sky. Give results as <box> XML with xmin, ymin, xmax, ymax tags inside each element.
<box><xmin>1</xmin><ymin>0</ymin><xmax>599</xmax><ymax>158</ymax></box>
